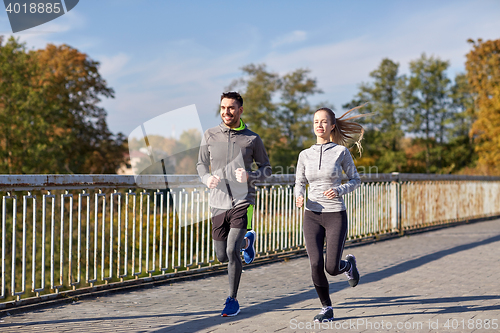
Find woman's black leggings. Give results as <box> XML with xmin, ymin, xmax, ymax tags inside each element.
<box><xmin>303</xmin><ymin>210</ymin><xmax>350</xmax><ymax>307</ymax></box>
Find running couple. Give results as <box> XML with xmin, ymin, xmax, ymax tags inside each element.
<box><xmin>197</xmin><ymin>91</ymin><xmax>363</xmax><ymax>321</ymax></box>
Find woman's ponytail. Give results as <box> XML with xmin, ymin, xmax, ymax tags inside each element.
<box><xmin>316</xmin><ymin>103</ymin><xmax>368</xmax><ymax>156</ymax></box>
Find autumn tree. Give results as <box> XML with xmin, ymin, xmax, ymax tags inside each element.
<box><xmin>466</xmin><ymin>38</ymin><xmax>500</xmax><ymax>175</ymax></box>
<box><xmin>0</xmin><ymin>37</ymin><xmax>126</xmax><ymax>174</ymax></box>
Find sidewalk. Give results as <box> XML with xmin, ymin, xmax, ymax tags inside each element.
<box><xmin>1</xmin><ymin>218</ymin><xmax>500</xmax><ymax>332</ymax></box>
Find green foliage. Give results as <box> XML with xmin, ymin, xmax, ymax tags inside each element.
<box><xmin>227</xmin><ymin>64</ymin><xmax>321</xmax><ymax>171</ymax></box>
<box><xmin>344</xmin><ymin>58</ymin><xmax>406</xmax><ymax>173</ymax></box>
<box><xmin>344</xmin><ymin>55</ymin><xmax>476</xmax><ymax>174</ymax></box>
<box><xmin>445</xmin><ymin>73</ymin><xmax>476</xmax><ymax>173</ymax></box>
<box><xmin>0</xmin><ymin>36</ymin><xmax>126</xmax><ymax>174</ymax></box>
<box><xmin>399</xmin><ymin>54</ymin><xmax>450</xmax><ymax>172</ymax></box>
<box><xmin>226</xmin><ymin>55</ymin><xmax>478</xmax><ymax>175</ymax></box>
<box><xmin>399</xmin><ymin>54</ymin><xmax>476</xmax><ymax>173</ymax></box>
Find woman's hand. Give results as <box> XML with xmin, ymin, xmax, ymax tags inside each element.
<box><xmin>296</xmin><ymin>196</ymin><xmax>304</xmax><ymax>208</ymax></box>
<box><xmin>323</xmin><ymin>189</ymin><xmax>338</xmax><ymax>199</ymax></box>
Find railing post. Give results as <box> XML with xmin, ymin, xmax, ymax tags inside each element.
<box><xmin>391</xmin><ymin>173</ymin><xmax>402</xmax><ymax>234</ymax></box>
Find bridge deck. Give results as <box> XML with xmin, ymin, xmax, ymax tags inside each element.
<box><xmin>2</xmin><ymin>219</ymin><xmax>500</xmax><ymax>332</ymax></box>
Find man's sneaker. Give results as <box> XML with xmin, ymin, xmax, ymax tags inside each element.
<box><xmin>313</xmin><ymin>306</ymin><xmax>334</xmax><ymax>322</ymax></box>
<box><xmin>243</xmin><ymin>230</ymin><xmax>256</xmax><ymax>264</ymax></box>
<box><xmin>221</xmin><ymin>297</ymin><xmax>240</xmax><ymax>317</ymax></box>
<box><xmin>344</xmin><ymin>254</ymin><xmax>360</xmax><ymax>287</ymax></box>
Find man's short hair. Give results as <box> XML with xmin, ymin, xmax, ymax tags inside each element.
<box><xmin>221</xmin><ymin>91</ymin><xmax>243</xmax><ymax>107</ymax></box>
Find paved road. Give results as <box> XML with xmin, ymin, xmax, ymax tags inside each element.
<box><xmin>1</xmin><ymin>219</ymin><xmax>500</xmax><ymax>332</ymax></box>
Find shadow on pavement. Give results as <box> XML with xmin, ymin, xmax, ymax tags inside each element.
<box><xmin>335</xmin><ymin>295</ymin><xmax>500</xmax><ymax>321</ymax></box>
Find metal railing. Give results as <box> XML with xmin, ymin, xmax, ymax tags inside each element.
<box><xmin>1</xmin><ymin>173</ymin><xmax>500</xmax><ymax>308</ymax></box>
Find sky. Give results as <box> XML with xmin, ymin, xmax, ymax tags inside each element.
<box><xmin>1</xmin><ymin>0</ymin><xmax>500</xmax><ymax>139</ymax></box>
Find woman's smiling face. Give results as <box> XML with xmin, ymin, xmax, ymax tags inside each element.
<box><xmin>314</xmin><ymin>110</ymin><xmax>335</xmax><ymax>141</ymax></box>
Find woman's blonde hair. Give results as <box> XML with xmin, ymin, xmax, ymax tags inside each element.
<box><xmin>315</xmin><ymin>103</ymin><xmax>368</xmax><ymax>155</ymax></box>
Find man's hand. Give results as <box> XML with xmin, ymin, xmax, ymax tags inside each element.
<box><xmin>207</xmin><ymin>175</ymin><xmax>221</xmax><ymax>189</ymax></box>
<box><xmin>323</xmin><ymin>189</ymin><xmax>338</xmax><ymax>199</ymax></box>
<box><xmin>235</xmin><ymin>168</ymin><xmax>248</xmax><ymax>183</ymax></box>
<box><xmin>296</xmin><ymin>196</ymin><xmax>304</xmax><ymax>208</ymax></box>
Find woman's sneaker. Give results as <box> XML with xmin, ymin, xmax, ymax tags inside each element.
<box><xmin>221</xmin><ymin>297</ymin><xmax>240</xmax><ymax>317</ymax></box>
<box><xmin>243</xmin><ymin>230</ymin><xmax>256</xmax><ymax>264</ymax></box>
<box><xmin>344</xmin><ymin>254</ymin><xmax>360</xmax><ymax>287</ymax></box>
<box><xmin>314</xmin><ymin>306</ymin><xmax>334</xmax><ymax>322</ymax></box>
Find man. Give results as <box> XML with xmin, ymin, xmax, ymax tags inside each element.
<box><xmin>197</xmin><ymin>91</ymin><xmax>271</xmax><ymax>317</ymax></box>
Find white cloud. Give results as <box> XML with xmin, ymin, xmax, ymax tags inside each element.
<box><xmin>98</xmin><ymin>53</ymin><xmax>130</xmax><ymax>78</ymax></box>
<box><xmin>271</xmin><ymin>30</ymin><xmax>307</xmax><ymax>48</ymax></box>
<box><xmin>266</xmin><ymin>36</ymin><xmax>376</xmax><ymax>86</ymax></box>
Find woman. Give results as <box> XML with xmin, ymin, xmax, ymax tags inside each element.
<box><xmin>295</xmin><ymin>105</ymin><xmax>366</xmax><ymax>322</ymax></box>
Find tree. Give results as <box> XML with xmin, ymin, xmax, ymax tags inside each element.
<box><xmin>344</xmin><ymin>58</ymin><xmax>406</xmax><ymax>173</ymax></box>
<box><xmin>225</xmin><ymin>56</ymin><xmax>479</xmax><ymax>175</ymax></box>
<box><xmin>273</xmin><ymin>68</ymin><xmax>322</xmax><ymax>169</ymax></box>
<box><xmin>399</xmin><ymin>54</ymin><xmax>452</xmax><ymax>173</ymax></box>
<box><xmin>0</xmin><ymin>36</ymin><xmax>43</xmax><ymax>173</ymax></box>
<box><xmin>0</xmin><ymin>37</ymin><xmax>126</xmax><ymax>174</ymax></box>
<box><xmin>466</xmin><ymin>38</ymin><xmax>500</xmax><ymax>175</ymax></box>
<box><xmin>227</xmin><ymin>64</ymin><xmax>280</xmax><ymax>162</ymax></box>
<box><xmin>228</xmin><ymin>64</ymin><xmax>321</xmax><ymax>171</ymax></box>
<box><xmin>442</xmin><ymin>73</ymin><xmax>476</xmax><ymax>173</ymax></box>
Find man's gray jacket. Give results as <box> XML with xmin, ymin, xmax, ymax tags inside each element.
<box><xmin>197</xmin><ymin>122</ymin><xmax>271</xmax><ymax>209</ymax></box>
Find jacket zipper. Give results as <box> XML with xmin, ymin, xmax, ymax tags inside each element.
<box><xmin>319</xmin><ymin>144</ymin><xmax>323</xmax><ymax>170</ymax></box>
<box><xmin>226</xmin><ymin>129</ymin><xmax>234</xmax><ymax>206</ymax></box>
